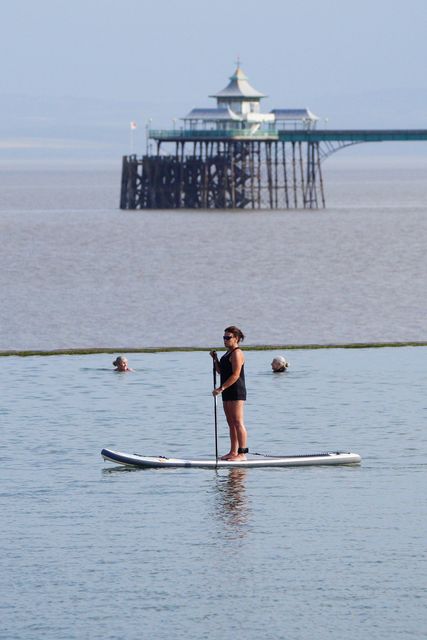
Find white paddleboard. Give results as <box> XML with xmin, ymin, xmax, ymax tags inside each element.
<box><xmin>101</xmin><ymin>448</ymin><xmax>361</xmax><ymax>469</ymax></box>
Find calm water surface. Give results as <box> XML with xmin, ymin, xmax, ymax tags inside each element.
<box><xmin>1</xmin><ymin>163</ymin><xmax>426</xmax><ymax>638</ymax></box>
<box><xmin>1</xmin><ymin>348</ymin><xmax>426</xmax><ymax>639</ymax></box>
<box><xmin>1</xmin><ymin>162</ymin><xmax>427</xmax><ymax>349</ymax></box>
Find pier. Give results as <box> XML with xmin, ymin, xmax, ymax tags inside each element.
<box><xmin>120</xmin><ymin>66</ymin><xmax>427</xmax><ymax>210</ymax></box>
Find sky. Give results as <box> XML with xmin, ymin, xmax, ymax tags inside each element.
<box><xmin>1</xmin><ymin>0</ymin><xmax>427</xmax><ymax>165</ymax></box>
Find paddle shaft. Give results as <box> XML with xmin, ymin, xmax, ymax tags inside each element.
<box><xmin>213</xmin><ymin>360</ymin><xmax>218</xmax><ymax>462</ymax></box>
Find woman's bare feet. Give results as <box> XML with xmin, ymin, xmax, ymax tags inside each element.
<box><xmin>221</xmin><ymin>452</ymin><xmax>247</xmax><ymax>461</ymax></box>
<box><xmin>221</xmin><ymin>451</ymin><xmax>237</xmax><ymax>460</ymax></box>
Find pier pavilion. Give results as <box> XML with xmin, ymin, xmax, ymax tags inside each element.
<box><xmin>120</xmin><ymin>65</ymin><xmax>427</xmax><ymax>210</ymax></box>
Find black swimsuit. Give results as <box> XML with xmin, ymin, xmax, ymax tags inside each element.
<box><xmin>220</xmin><ymin>348</ymin><xmax>246</xmax><ymax>401</ymax></box>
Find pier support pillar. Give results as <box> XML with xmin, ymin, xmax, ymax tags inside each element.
<box><xmin>120</xmin><ymin>141</ymin><xmax>325</xmax><ymax>210</ymax></box>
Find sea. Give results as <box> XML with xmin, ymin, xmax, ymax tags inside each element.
<box><xmin>1</xmin><ymin>157</ymin><xmax>426</xmax><ymax>639</ymax></box>
<box><xmin>1</xmin><ymin>158</ymin><xmax>427</xmax><ymax>349</ymax></box>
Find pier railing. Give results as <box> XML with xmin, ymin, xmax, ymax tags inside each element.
<box><xmin>149</xmin><ymin>128</ymin><xmax>427</xmax><ymax>143</ymax></box>
<box><xmin>149</xmin><ymin>129</ymin><xmax>278</xmax><ymax>140</ymax></box>
<box><xmin>279</xmin><ymin>129</ymin><xmax>427</xmax><ymax>142</ymax></box>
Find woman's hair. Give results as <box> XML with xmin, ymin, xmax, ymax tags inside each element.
<box><xmin>113</xmin><ymin>356</ymin><xmax>128</xmax><ymax>366</ymax></box>
<box><xmin>224</xmin><ymin>326</ymin><xmax>245</xmax><ymax>343</ymax></box>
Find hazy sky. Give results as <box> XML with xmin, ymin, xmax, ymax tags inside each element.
<box><xmin>2</xmin><ymin>0</ymin><xmax>427</xmax><ymax>163</ymax></box>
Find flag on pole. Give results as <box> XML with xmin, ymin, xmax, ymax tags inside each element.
<box><xmin>130</xmin><ymin>121</ymin><xmax>137</xmax><ymax>130</ymax></box>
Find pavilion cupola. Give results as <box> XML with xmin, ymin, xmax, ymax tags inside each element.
<box><xmin>209</xmin><ymin>63</ymin><xmax>266</xmax><ymax>116</ymax></box>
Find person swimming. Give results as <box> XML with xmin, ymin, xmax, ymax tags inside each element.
<box><xmin>271</xmin><ymin>356</ymin><xmax>289</xmax><ymax>372</ymax></box>
<box><xmin>112</xmin><ymin>356</ymin><xmax>134</xmax><ymax>372</ymax></box>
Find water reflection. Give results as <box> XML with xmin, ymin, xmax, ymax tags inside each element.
<box><xmin>213</xmin><ymin>468</ymin><xmax>251</xmax><ymax>538</ymax></box>
<box><xmin>101</xmin><ymin>466</ymin><xmax>140</xmax><ymax>475</ymax></box>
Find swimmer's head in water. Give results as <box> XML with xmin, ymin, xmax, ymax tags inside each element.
<box><xmin>113</xmin><ymin>356</ymin><xmax>128</xmax><ymax>370</ymax></box>
<box><xmin>271</xmin><ymin>356</ymin><xmax>289</xmax><ymax>372</ymax></box>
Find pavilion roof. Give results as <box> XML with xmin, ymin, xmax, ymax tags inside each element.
<box><xmin>184</xmin><ymin>107</ymin><xmax>242</xmax><ymax>121</ymax></box>
<box><xmin>271</xmin><ymin>108</ymin><xmax>319</xmax><ymax>121</ymax></box>
<box><xmin>210</xmin><ymin>65</ymin><xmax>266</xmax><ymax>100</ymax></box>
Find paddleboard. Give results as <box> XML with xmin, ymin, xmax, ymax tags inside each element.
<box><xmin>101</xmin><ymin>448</ymin><xmax>361</xmax><ymax>469</ymax></box>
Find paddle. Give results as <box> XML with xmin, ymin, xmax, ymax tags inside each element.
<box><xmin>213</xmin><ymin>356</ymin><xmax>219</xmax><ymax>464</ymax></box>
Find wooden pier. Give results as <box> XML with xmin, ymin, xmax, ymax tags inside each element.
<box><xmin>120</xmin><ymin>128</ymin><xmax>427</xmax><ymax>210</ymax></box>
<box><xmin>120</xmin><ymin>137</ymin><xmax>324</xmax><ymax>210</ymax></box>
<box><xmin>120</xmin><ymin>63</ymin><xmax>427</xmax><ymax>211</ymax></box>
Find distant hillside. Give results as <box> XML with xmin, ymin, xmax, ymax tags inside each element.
<box><xmin>1</xmin><ymin>89</ymin><xmax>426</xmax><ymax>165</ymax></box>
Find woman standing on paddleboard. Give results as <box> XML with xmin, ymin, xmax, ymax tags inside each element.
<box><xmin>210</xmin><ymin>326</ymin><xmax>248</xmax><ymax>461</ymax></box>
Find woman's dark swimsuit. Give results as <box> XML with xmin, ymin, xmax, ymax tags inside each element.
<box><xmin>220</xmin><ymin>348</ymin><xmax>246</xmax><ymax>401</ymax></box>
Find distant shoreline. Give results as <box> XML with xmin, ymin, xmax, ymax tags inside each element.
<box><xmin>1</xmin><ymin>341</ymin><xmax>426</xmax><ymax>357</ymax></box>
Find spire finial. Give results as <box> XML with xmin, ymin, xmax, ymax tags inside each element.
<box><xmin>235</xmin><ymin>55</ymin><xmax>241</xmax><ymax>68</ymax></box>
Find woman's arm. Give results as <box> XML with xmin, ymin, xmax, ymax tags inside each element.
<box><xmin>209</xmin><ymin>350</ymin><xmax>221</xmax><ymax>374</ymax></box>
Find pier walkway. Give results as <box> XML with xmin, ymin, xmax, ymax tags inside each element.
<box><xmin>149</xmin><ymin>128</ymin><xmax>427</xmax><ymax>143</ymax></box>
<box><xmin>279</xmin><ymin>129</ymin><xmax>427</xmax><ymax>143</ymax></box>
